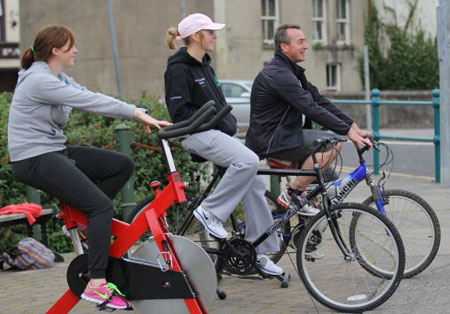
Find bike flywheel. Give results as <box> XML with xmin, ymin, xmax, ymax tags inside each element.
<box><xmin>129</xmin><ymin>235</ymin><xmax>217</xmax><ymax>313</ymax></box>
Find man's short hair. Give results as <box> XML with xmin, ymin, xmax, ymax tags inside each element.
<box><xmin>274</xmin><ymin>24</ymin><xmax>301</xmax><ymax>51</ymax></box>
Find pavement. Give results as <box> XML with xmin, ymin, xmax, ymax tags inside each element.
<box><xmin>0</xmin><ymin>171</ymin><xmax>449</xmax><ymax>314</ymax></box>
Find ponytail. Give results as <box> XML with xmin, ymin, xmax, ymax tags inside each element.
<box><xmin>166</xmin><ymin>27</ymin><xmax>179</xmax><ymax>50</ymax></box>
<box><xmin>21</xmin><ymin>48</ymin><xmax>35</xmax><ymax>70</ymax></box>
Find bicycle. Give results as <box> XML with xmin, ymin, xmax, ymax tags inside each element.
<box><xmin>129</xmin><ymin>154</ymin><xmax>293</xmax><ymax>288</ymax></box>
<box><xmin>212</xmin><ymin>138</ymin><xmax>439</xmax><ymax>279</ymax></box>
<box><xmin>47</xmin><ymin>101</ymin><xmax>230</xmax><ymax>314</ymax></box>
<box><xmin>129</xmin><ymin>137</ymin><xmax>406</xmax><ymax>313</ymax></box>
<box><xmin>293</xmin><ymin>139</ymin><xmax>440</xmax><ymax>278</ymax></box>
<box><xmin>130</xmin><ymin>137</ymin><xmax>440</xmax><ymax>280</ymax></box>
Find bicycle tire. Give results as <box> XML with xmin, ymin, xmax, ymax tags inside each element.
<box><xmin>297</xmin><ymin>202</ymin><xmax>405</xmax><ymax>313</ymax></box>
<box><xmin>359</xmin><ymin>189</ymin><xmax>440</xmax><ymax>278</ymax></box>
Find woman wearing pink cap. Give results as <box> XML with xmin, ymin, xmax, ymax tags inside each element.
<box><xmin>164</xmin><ymin>13</ymin><xmax>283</xmax><ymax>276</ymax></box>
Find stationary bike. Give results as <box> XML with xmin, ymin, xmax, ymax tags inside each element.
<box><xmin>46</xmin><ymin>102</ymin><xmax>230</xmax><ymax>314</ymax></box>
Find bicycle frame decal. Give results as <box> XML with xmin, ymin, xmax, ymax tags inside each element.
<box><xmin>254</xmin><ymin>202</ymin><xmax>303</xmax><ymax>247</ymax></box>
<box><xmin>330</xmin><ymin>162</ymin><xmax>368</xmax><ymax>206</ymax></box>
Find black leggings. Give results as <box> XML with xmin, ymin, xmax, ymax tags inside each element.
<box><xmin>11</xmin><ymin>146</ymin><xmax>134</xmax><ymax>278</ymax></box>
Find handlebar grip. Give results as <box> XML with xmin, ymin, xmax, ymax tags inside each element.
<box><xmin>159</xmin><ymin>100</ymin><xmax>215</xmax><ymax>133</ymax></box>
<box><xmin>358</xmin><ymin>145</ymin><xmax>371</xmax><ymax>155</ymax></box>
<box><xmin>157</xmin><ymin>105</ymin><xmax>217</xmax><ymax>139</ymax></box>
<box><xmin>195</xmin><ymin>105</ymin><xmax>233</xmax><ymax>133</ymax></box>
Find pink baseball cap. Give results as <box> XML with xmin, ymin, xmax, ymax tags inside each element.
<box><xmin>178</xmin><ymin>13</ymin><xmax>225</xmax><ymax>39</ymax></box>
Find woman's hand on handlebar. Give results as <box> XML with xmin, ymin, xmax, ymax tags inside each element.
<box><xmin>133</xmin><ymin>108</ymin><xmax>172</xmax><ymax>133</ymax></box>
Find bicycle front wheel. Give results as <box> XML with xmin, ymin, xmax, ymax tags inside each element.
<box><xmin>297</xmin><ymin>203</ymin><xmax>405</xmax><ymax>313</ymax></box>
<box><xmin>361</xmin><ymin>189</ymin><xmax>440</xmax><ymax>278</ymax></box>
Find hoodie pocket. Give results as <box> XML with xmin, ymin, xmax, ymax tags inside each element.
<box><xmin>51</xmin><ymin>105</ymin><xmax>71</xmax><ymax>127</ymax></box>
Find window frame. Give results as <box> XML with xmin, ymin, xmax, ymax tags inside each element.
<box><xmin>261</xmin><ymin>0</ymin><xmax>279</xmax><ymax>45</ymax></box>
<box><xmin>336</xmin><ymin>0</ymin><xmax>350</xmax><ymax>45</ymax></box>
<box><xmin>326</xmin><ymin>63</ymin><xmax>341</xmax><ymax>91</ymax></box>
<box><xmin>312</xmin><ymin>0</ymin><xmax>327</xmax><ymax>44</ymax></box>
<box><xmin>0</xmin><ymin>0</ymin><xmax>5</xmax><ymax>42</ymax></box>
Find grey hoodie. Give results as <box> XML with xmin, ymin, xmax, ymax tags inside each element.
<box><xmin>8</xmin><ymin>61</ymin><xmax>136</xmax><ymax>162</ymax></box>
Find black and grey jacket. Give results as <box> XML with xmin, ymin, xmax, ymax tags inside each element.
<box><xmin>164</xmin><ymin>47</ymin><xmax>237</xmax><ymax>136</ymax></box>
<box><xmin>245</xmin><ymin>51</ymin><xmax>354</xmax><ymax>157</ymax></box>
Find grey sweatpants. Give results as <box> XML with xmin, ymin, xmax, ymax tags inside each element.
<box><xmin>182</xmin><ymin>130</ymin><xmax>280</xmax><ymax>254</ymax></box>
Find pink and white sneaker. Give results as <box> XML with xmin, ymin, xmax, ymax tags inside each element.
<box><xmin>81</xmin><ymin>282</ymin><xmax>130</xmax><ymax>310</ymax></box>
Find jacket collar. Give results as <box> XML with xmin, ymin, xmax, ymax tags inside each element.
<box><xmin>274</xmin><ymin>50</ymin><xmax>306</xmax><ymax>77</ymax></box>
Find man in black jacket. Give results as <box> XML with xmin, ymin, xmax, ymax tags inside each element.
<box><xmin>246</xmin><ymin>24</ymin><xmax>371</xmax><ymax>216</ymax></box>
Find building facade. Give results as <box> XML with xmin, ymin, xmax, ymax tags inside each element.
<box><xmin>0</xmin><ymin>0</ymin><xmax>20</xmax><ymax>92</ymax></box>
<box><xmin>214</xmin><ymin>0</ymin><xmax>367</xmax><ymax>93</ymax></box>
<box><xmin>19</xmin><ymin>0</ymin><xmax>367</xmax><ymax>98</ymax></box>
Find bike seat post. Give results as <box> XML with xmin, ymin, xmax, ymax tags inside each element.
<box><xmin>68</xmin><ymin>228</ymin><xmax>84</xmax><ymax>256</ymax></box>
<box><xmin>59</xmin><ymin>203</ymin><xmax>85</xmax><ymax>256</ymax></box>
<box><xmin>160</xmin><ymin>138</ymin><xmax>177</xmax><ymax>173</ymax></box>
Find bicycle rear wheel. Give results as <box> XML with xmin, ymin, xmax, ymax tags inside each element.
<box><xmin>361</xmin><ymin>189</ymin><xmax>440</xmax><ymax>278</ymax></box>
<box><xmin>297</xmin><ymin>203</ymin><xmax>405</xmax><ymax>313</ymax></box>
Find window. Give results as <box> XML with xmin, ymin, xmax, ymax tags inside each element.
<box><xmin>261</xmin><ymin>0</ymin><xmax>279</xmax><ymax>45</ymax></box>
<box><xmin>326</xmin><ymin>64</ymin><xmax>341</xmax><ymax>91</ymax></box>
<box><xmin>312</xmin><ymin>0</ymin><xmax>327</xmax><ymax>44</ymax></box>
<box><xmin>336</xmin><ymin>0</ymin><xmax>350</xmax><ymax>45</ymax></box>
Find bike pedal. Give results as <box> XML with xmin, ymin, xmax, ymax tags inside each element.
<box><xmin>96</xmin><ymin>304</ymin><xmax>115</xmax><ymax>312</ymax></box>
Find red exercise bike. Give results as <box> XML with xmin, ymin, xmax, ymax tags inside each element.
<box><xmin>46</xmin><ymin>102</ymin><xmax>230</xmax><ymax>314</ymax></box>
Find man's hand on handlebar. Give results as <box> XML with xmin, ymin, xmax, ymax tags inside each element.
<box><xmin>351</xmin><ymin>122</ymin><xmax>373</xmax><ymax>139</ymax></box>
<box><xmin>133</xmin><ymin>108</ymin><xmax>172</xmax><ymax>134</ymax></box>
<box><xmin>347</xmin><ymin>126</ymin><xmax>372</xmax><ymax>150</ymax></box>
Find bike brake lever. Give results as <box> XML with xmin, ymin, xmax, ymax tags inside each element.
<box><xmin>377</xmin><ymin>171</ymin><xmax>387</xmax><ymax>189</ymax></box>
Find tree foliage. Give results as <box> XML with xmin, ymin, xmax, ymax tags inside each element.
<box><xmin>361</xmin><ymin>0</ymin><xmax>439</xmax><ymax>90</ymax></box>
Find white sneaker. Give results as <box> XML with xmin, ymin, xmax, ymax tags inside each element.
<box><xmin>193</xmin><ymin>206</ymin><xmax>228</xmax><ymax>239</ymax></box>
<box><xmin>299</xmin><ymin>204</ymin><xmax>320</xmax><ymax>216</ymax></box>
<box><xmin>277</xmin><ymin>190</ymin><xmax>293</xmax><ymax>209</ymax></box>
<box><xmin>305</xmin><ymin>248</ymin><xmax>325</xmax><ymax>260</ymax></box>
<box><xmin>256</xmin><ymin>254</ymin><xmax>283</xmax><ymax>276</ymax></box>
<box><xmin>277</xmin><ymin>190</ymin><xmax>320</xmax><ymax>216</ymax></box>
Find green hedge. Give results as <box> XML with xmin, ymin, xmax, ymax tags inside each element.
<box><xmin>361</xmin><ymin>1</ymin><xmax>439</xmax><ymax>90</ymax></box>
<box><xmin>0</xmin><ymin>91</ymin><xmax>206</xmax><ymax>253</ymax></box>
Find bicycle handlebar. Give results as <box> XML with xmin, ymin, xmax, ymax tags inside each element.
<box><xmin>357</xmin><ymin>137</ymin><xmax>379</xmax><ymax>156</ymax></box>
<box><xmin>157</xmin><ymin>101</ymin><xmax>233</xmax><ymax>140</ymax></box>
<box><xmin>312</xmin><ymin>136</ymin><xmax>347</xmax><ymax>152</ymax></box>
<box><xmin>195</xmin><ymin>105</ymin><xmax>233</xmax><ymax>133</ymax></box>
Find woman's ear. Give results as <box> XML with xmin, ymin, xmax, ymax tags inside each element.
<box><xmin>51</xmin><ymin>47</ymin><xmax>60</xmax><ymax>56</ymax></box>
<box><xmin>191</xmin><ymin>32</ymin><xmax>201</xmax><ymax>43</ymax></box>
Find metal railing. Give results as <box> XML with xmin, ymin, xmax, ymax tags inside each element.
<box><xmin>332</xmin><ymin>89</ymin><xmax>440</xmax><ymax>183</ymax></box>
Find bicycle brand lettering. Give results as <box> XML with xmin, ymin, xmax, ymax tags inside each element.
<box><xmin>330</xmin><ymin>178</ymin><xmax>358</xmax><ymax>206</ymax></box>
